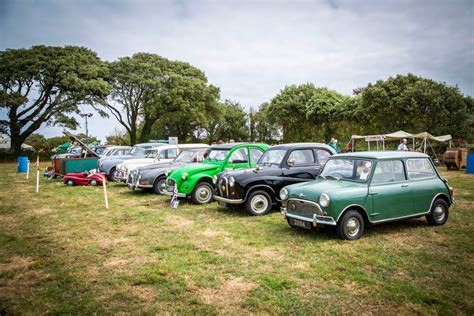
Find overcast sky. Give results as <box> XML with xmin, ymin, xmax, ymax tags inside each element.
<box><xmin>1</xmin><ymin>0</ymin><xmax>473</xmax><ymax>141</ymax></box>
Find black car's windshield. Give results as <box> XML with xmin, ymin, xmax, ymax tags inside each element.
<box><xmin>175</xmin><ymin>149</ymin><xmax>206</xmax><ymax>162</ymax></box>
<box><xmin>320</xmin><ymin>158</ymin><xmax>373</xmax><ymax>182</ymax></box>
<box><xmin>257</xmin><ymin>149</ymin><xmax>286</xmax><ymax>166</ymax></box>
<box><xmin>206</xmin><ymin>149</ymin><xmax>229</xmax><ymax>161</ymax></box>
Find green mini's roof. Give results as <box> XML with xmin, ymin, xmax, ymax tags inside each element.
<box><xmin>333</xmin><ymin>151</ymin><xmax>429</xmax><ymax>160</ymax></box>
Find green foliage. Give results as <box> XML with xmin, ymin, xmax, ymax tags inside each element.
<box><xmin>353</xmin><ymin>74</ymin><xmax>474</xmax><ymax>140</ymax></box>
<box><xmin>249</xmin><ymin>103</ymin><xmax>281</xmax><ymax>143</ymax></box>
<box><xmin>106</xmin><ymin>53</ymin><xmax>219</xmax><ymax>144</ymax></box>
<box><xmin>204</xmin><ymin>100</ymin><xmax>249</xmax><ymax>143</ymax></box>
<box><xmin>0</xmin><ymin>45</ymin><xmax>110</xmax><ymax>153</ymax></box>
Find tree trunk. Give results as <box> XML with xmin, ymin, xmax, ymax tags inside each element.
<box><xmin>139</xmin><ymin>119</ymin><xmax>154</xmax><ymax>143</ymax></box>
<box><xmin>128</xmin><ymin>127</ymin><xmax>137</xmax><ymax>145</ymax></box>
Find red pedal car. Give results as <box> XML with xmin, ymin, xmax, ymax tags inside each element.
<box><xmin>63</xmin><ymin>171</ymin><xmax>106</xmax><ymax>186</ymax></box>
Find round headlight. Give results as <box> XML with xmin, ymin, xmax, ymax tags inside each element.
<box><xmin>213</xmin><ymin>175</ymin><xmax>217</xmax><ymax>184</ymax></box>
<box><xmin>280</xmin><ymin>188</ymin><xmax>288</xmax><ymax>201</ymax></box>
<box><xmin>182</xmin><ymin>172</ymin><xmax>188</xmax><ymax>180</ymax></box>
<box><xmin>165</xmin><ymin>170</ymin><xmax>169</xmax><ymax>177</ymax></box>
<box><xmin>319</xmin><ymin>193</ymin><xmax>330</xmax><ymax>207</ymax></box>
<box><xmin>229</xmin><ymin>176</ymin><xmax>235</xmax><ymax>187</ymax></box>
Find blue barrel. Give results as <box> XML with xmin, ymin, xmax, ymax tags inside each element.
<box><xmin>467</xmin><ymin>154</ymin><xmax>474</xmax><ymax>174</ymax></box>
<box><xmin>17</xmin><ymin>156</ymin><xmax>29</xmax><ymax>173</ymax></box>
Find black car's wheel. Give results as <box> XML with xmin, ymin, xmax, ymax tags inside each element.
<box><xmin>153</xmin><ymin>177</ymin><xmax>167</xmax><ymax>195</ymax></box>
<box><xmin>90</xmin><ymin>180</ymin><xmax>98</xmax><ymax>186</ymax></box>
<box><xmin>245</xmin><ymin>190</ymin><xmax>272</xmax><ymax>216</ymax></box>
<box><xmin>336</xmin><ymin>210</ymin><xmax>365</xmax><ymax>240</ymax></box>
<box><xmin>108</xmin><ymin>167</ymin><xmax>119</xmax><ymax>182</ymax></box>
<box><xmin>192</xmin><ymin>182</ymin><xmax>214</xmax><ymax>204</ymax></box>
<box><xmin>426</xmin><ymin>198</ymin><xmax>449</xmax><ymax>226</ymax></box>
<box><xmin>66</xmin><ymin>180</ymin><xmax>75</xmax><ymax>186</ymax></box>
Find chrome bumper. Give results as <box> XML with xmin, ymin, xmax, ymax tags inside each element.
<box><xmin>163</xmin><ymin>190</ymin><xmax>186</xmax><ymax>197</ymax></box>
<box><xmin>214</xmin><ymin>195</ymin><xmax>244</xmax><ymax>204</ymax></box>
<box><xmin>137</xmin><ymin>184</ymin><xmax>153</xmax><ymax>189</ymax></box>
<box><xmin>281</xmin><ymin>207</ymin><xmax>337</xmax><ymax>226</ymax></box>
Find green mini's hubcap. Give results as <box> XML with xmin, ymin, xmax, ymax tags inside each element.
<box><xmin>434</xmin><ymin>205</ymin><xmax>446</xmax><ymax>221</ymax></box>
<box><xmin>345</xmin><ymin>217</ymin><xmax>360</xmax><ymax>237</ymax></box>
<box><xmin>251</xmin><ymin>195</ymin><xmax>268</xmax><ymax>214</ymax></box>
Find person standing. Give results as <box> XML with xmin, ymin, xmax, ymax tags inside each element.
<box><xmin>397</xmin><ymin>138</ymin><xmax>409</xmax><ymax>151</ymax></box>
<box><xmin>328</xmin><ymin>138</ymin><xmax>341</xmax><ymax>153</ymax></box>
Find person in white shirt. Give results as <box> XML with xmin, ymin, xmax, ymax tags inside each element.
<box><xmin>397</xmin><ymin>138</ymin><xmax>409</xmax><ymax>151</ymax></box>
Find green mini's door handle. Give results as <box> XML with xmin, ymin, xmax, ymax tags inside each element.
<box><xmin>401</xmin><ymin>184</ymin><xmax>409</xmax><ymax>187</ymax></box>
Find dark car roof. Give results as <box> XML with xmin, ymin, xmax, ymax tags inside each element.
<box><xmin>269</xmin><ymin>143</ymin><xmax>334</xmax><ymax>150</ymax></box>
<box><xmin>334</xmin><ymin>151</ymin><xmax>429</xmax><ymax>159</ymax></box>
<box><xmin>210</xmin><ymin>143</ymin><xmax>267</xmax><ymax>150</ymax></box>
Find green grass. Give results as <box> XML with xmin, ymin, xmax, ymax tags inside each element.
<box><xmin>0</xmin><ymin>163</ymin><xmax>473</xmax><ymax>314</ymax></box>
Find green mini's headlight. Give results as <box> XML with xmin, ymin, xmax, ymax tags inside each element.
<box><xmin>319</xmin><ymin>193</ymin><xmax>330</xmax><ymax>207</ymax></box>
<box><xmin>280</xmin><ymin>188</ymin><xmax>288</xmax><ymax>201</ymax></box>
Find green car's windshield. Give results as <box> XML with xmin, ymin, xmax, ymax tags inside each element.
<box><xmin>206</xmin><ymin>149</ymin><xmax>230</xmax><ymax>161</ymax></box>
<box><xmin>320</xmin><ymin>158</ymin><xmax>373</xmax><ymax>182</ymax></box>
<box><xmin>257</xmin><ymin>149</ymin><xmax>286</xmax><ymax>166</ymax></box>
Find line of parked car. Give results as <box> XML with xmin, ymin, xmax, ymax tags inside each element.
<box><xmin>90</xmin><ymin>141</ymin><xmax>456</xmax><ymax>240</ymax></box>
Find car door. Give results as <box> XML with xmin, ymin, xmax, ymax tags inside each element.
<box><xmin>225</xmin><ymin>146</ymin><xmax>251</xmax><ymax>170</ymax></box>
<box><xmin>282</xmin><ymin>148</ymin><xmax>318</xmax><ymax>185</ymax></box>
<box><xmin>406</xmin><ymin>158</ymin><xmax>440</xmax><ymax>214</ymax></box>
<box><xmin>369</xmin><ymin>159</ymin><xmax>414</xmax><ymax>221</ymax></box>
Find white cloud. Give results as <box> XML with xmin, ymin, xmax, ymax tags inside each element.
<box><xmin>1</xmin><ymin>0</ymin><xmax>473</xmax><ymax>141</ymax></box>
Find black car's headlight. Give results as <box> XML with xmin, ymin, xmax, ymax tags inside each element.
<box><xmin>229</xmin><ymin>176</ymin><xmax>235</xmax><ymax>187</ymax></box>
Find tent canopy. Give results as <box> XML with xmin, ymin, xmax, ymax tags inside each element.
<box><xmin>351</xmin><ymin>130</ymin><xmax>452</xmax><ymax>143</ymax></box>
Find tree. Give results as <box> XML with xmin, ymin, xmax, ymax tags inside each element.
<box><xmin>353</xmin><ymin>74</ymin><xmax>474</xmax><ymax>139</ymax></box>
<box><xmin>25</xmin><ymin>133</ymin><xmax>47</xmax><ymax>150</ymax></box>
<box><xmin>106</xmin><ymin>53</ymin><xmax>219</xmax><ymax>145</ymax></box>
<box><xmin>204</xmin><ymin>100</ymin><xmax>249</xmax><ymax>142</ymax></box>
<box><xmin>0</xmin><ymin>45</ymin><xmax>110</xmax><ymax>153</ymax></box>
<box><xmin>249</xmin><ymin>103</ymin><xmax>281</xmax><ymax>143</ymax></box>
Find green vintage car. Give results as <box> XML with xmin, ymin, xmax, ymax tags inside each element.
<box><xmin>281</xmin><ymin>151</ymin><xmax>454</xmax><ymax>240</ymax></box>
<box><xmin>165</xmin><ymin>143</ymin><xmax>269</xmax><ymax>204</ymax></box>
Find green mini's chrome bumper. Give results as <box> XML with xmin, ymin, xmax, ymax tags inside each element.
<box><xmin>281</xmin><ymin>207</ymin><xmax>337</xmax><ymax>226</ymax></box>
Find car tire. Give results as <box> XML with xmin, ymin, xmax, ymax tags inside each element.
<box><xmin>90</xmin><ymin>180</ymin><xmax>98</xmax><ymax>186</ymax></box>
<box><xmin>191</xmin><ymin>182</ymin><xmax>214</xmax><ymax>204</ymax></box>
<box><xmin>153</xmin><ymin>177</ymin><xmax>167</xmax><ymax>195</ymax></box>
<box><xmin>336</xmin><ymin>210</ymin><xmax>365</xmax><ymax>240</ymax></box>
<box><xmin>110</xmin><ymin>168</ymin><xmax>121</xmax><ymax>182</ymax></box>
<box><xmin>426</xmin><ymin>198</ymin><xmax>449</xmax><ymax>226</ymax></box>
<box><xmin>66</xmin><ymin>180</ymin><xmax>75</xmax><ymax>186</ymax></box>
<box><xmin>245</xmin><ymin>190</ymin><xmax>272</xmax><ymax>216</ymax></box>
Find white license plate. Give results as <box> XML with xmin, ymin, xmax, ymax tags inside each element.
<box><xmin>290</xmin><ymin>218</ymin><xmax>311</xmax><ymax>229</ymax></box>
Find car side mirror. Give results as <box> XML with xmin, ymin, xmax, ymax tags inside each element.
<box><xmin>287</xmin><ymin>158</ymin><xmax>295</xmax><ymax>167</ymax></box>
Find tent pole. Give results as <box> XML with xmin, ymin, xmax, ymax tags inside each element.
<box><xmin>424</xmin><ymin>137</ymin><xmax>427</xmax><ymax>153</ymax></box>
<box><xmin>383</xmin><ymin>139</ymin><xmax>385</xmax><ymax>150</ymax></box>
<box><xmin>368</xmin><ymin>141</ymin><xmax>370</xmax><ymax>151</ymax></box>
<box><xmin>352</xmin><ymin>139</ymin><xmax>354</xmax><ymax>152</ymax></box>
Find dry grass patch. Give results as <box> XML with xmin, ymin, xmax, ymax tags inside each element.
<box><xmin>165</xmin><ymin>214</ymin><xmax>194</xmax><ymax>229</ymax></box>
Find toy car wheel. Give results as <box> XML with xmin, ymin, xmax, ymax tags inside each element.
<box><xmin>246</xmin><ymin>190</ymin><xmax>272</xmax><ymax>216</ymax></box>
<box><xmin>153</xmin><ymin>177</ymin><xmax>166</xmax><ymax>195</ymax></box>
<box><xmin>336</xmin><ymin>210</ymin><xmax>365</xmax><ymax>240</ymax></box>
<box><xmin>192</xmin><ymin>182</ymin><xmax>213</xmax><ymax>204</ymax></box>
<box><xmin>109</xmin><ymin>167</ymin><xmax>120</xmax><ymax>182</ymax></box>
<box><xmin>66</xmin><ymin>180</ymin><xmax>75</xmax><ymax>186</ymax></box>
<box><xmin>90</xmin><ymin>180</ymin><xmax>98</xmax><ymax>186</ymax></box>
<box><xmin>426</xmin><ymin>198</ymin><xmax>449</xmax><ymax>226</ymax></box>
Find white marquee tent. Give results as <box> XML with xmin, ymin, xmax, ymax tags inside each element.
<box><xmin>350</xmin><ymin>130</ymin><xmax>452</xmax><ymax>153</ymax></box>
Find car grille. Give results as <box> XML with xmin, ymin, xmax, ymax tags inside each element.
<box><xmin>127</xmin><ymin>170</ymin><xmax>137</xmax><ymax>185</ymax></box>
<box><xmin>286</xmin><ymin>199</ymin><xmax>323</xmax><ymax>217</ymax></box>
<box><xmin>218</xmin><ymin>178</ymin><xmax>229</xmax><ymax>197</ymax></box>
<box><xmin>166</xmin><ymin>178</ymin><xmax>176</xmax><ymax>192</ymax></box>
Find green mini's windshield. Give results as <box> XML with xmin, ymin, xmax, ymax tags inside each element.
<box><xmin>320</xmin><ymin>158</ymin><xmax>373</xmax><ymax>182</ymax></box>
<box><xmin>206</xmin><ymin>149</ymin><xmax>229</xmax><ymax>161</ymax></box>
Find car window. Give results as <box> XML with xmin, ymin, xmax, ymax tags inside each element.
<box><xmin>229</xmin><ymin>148</ymin><xmax>249</xmax><ymax>164</ymax></box>
<box><xmin>372</xmin><ymin>160</ymin><xmax>406</xmax><ymax>184</ymax></box>
<box><xmin>249</xmin><ymin>148</ymin><xmax>264</xmax><ymax>164</ymax></box>
<box><xmin>288</xmin><ymin>149</ymin><xmax>315</xmax><ymax>165</ymax></box>
<box><xmin>406</xmin><ymin>158</ymin><xmax>436</xmax><ymax>179</ymax></box>
<box><xmin>316</xmin><ymin>149</ymin><xmax>331</xmax><ymax>164</ymax></box>
<box><xmin>160</xmin><ymin>148</ymin><xmax>177</xmax><ymax>159</ymax></box>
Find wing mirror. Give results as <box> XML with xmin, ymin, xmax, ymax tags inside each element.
<box><xmin>287</xmin><ymin>158</ymin><xmax>295</xmax><ymax>167</ymax></box>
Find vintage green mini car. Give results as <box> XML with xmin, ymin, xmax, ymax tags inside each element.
<box><xmin>165</xmin><ymin>143</ymin><xmax>269</xmax><ymax>204</ymax></box>
<box><xmin>281</xmin><ymin>151</ymin><xmax>454</xmax><ymax>240</ymax></box>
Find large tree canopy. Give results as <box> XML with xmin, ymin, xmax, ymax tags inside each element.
<box><xmin>353</xmin><ymin>74</ymin><xmax>474</xmax><ymax>138</ymax></box>
<box><xmin>106</xmin><ymin>53</ymin><xmax>219</xmax><ymax>144</ymax></box>
<box><xmin>0</xmin><ymin>45</ymin><xmax>110</xmax><ymax>153</ymax></box>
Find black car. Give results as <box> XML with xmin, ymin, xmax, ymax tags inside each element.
<box><xmin>213</xmin><ymin>143</ymin><xmax>337</xmax><ymax>215</ymax></box>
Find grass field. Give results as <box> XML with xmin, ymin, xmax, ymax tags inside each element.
<box><xmin>0</xmin><ymin>162</ymin><xmax>473</xmax><ymax>314</ymax></box>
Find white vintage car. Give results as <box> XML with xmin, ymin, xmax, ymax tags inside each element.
<box><xmin>115</xmin><ymin>144</ymin><xmax>209</xmax><ymax>182</ymax></box>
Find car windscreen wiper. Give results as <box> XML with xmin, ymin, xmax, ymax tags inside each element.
<box><xmin>325</xmin><ymin>175</ymin><xmax>340</xmax><ymax>180</ymax></box>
